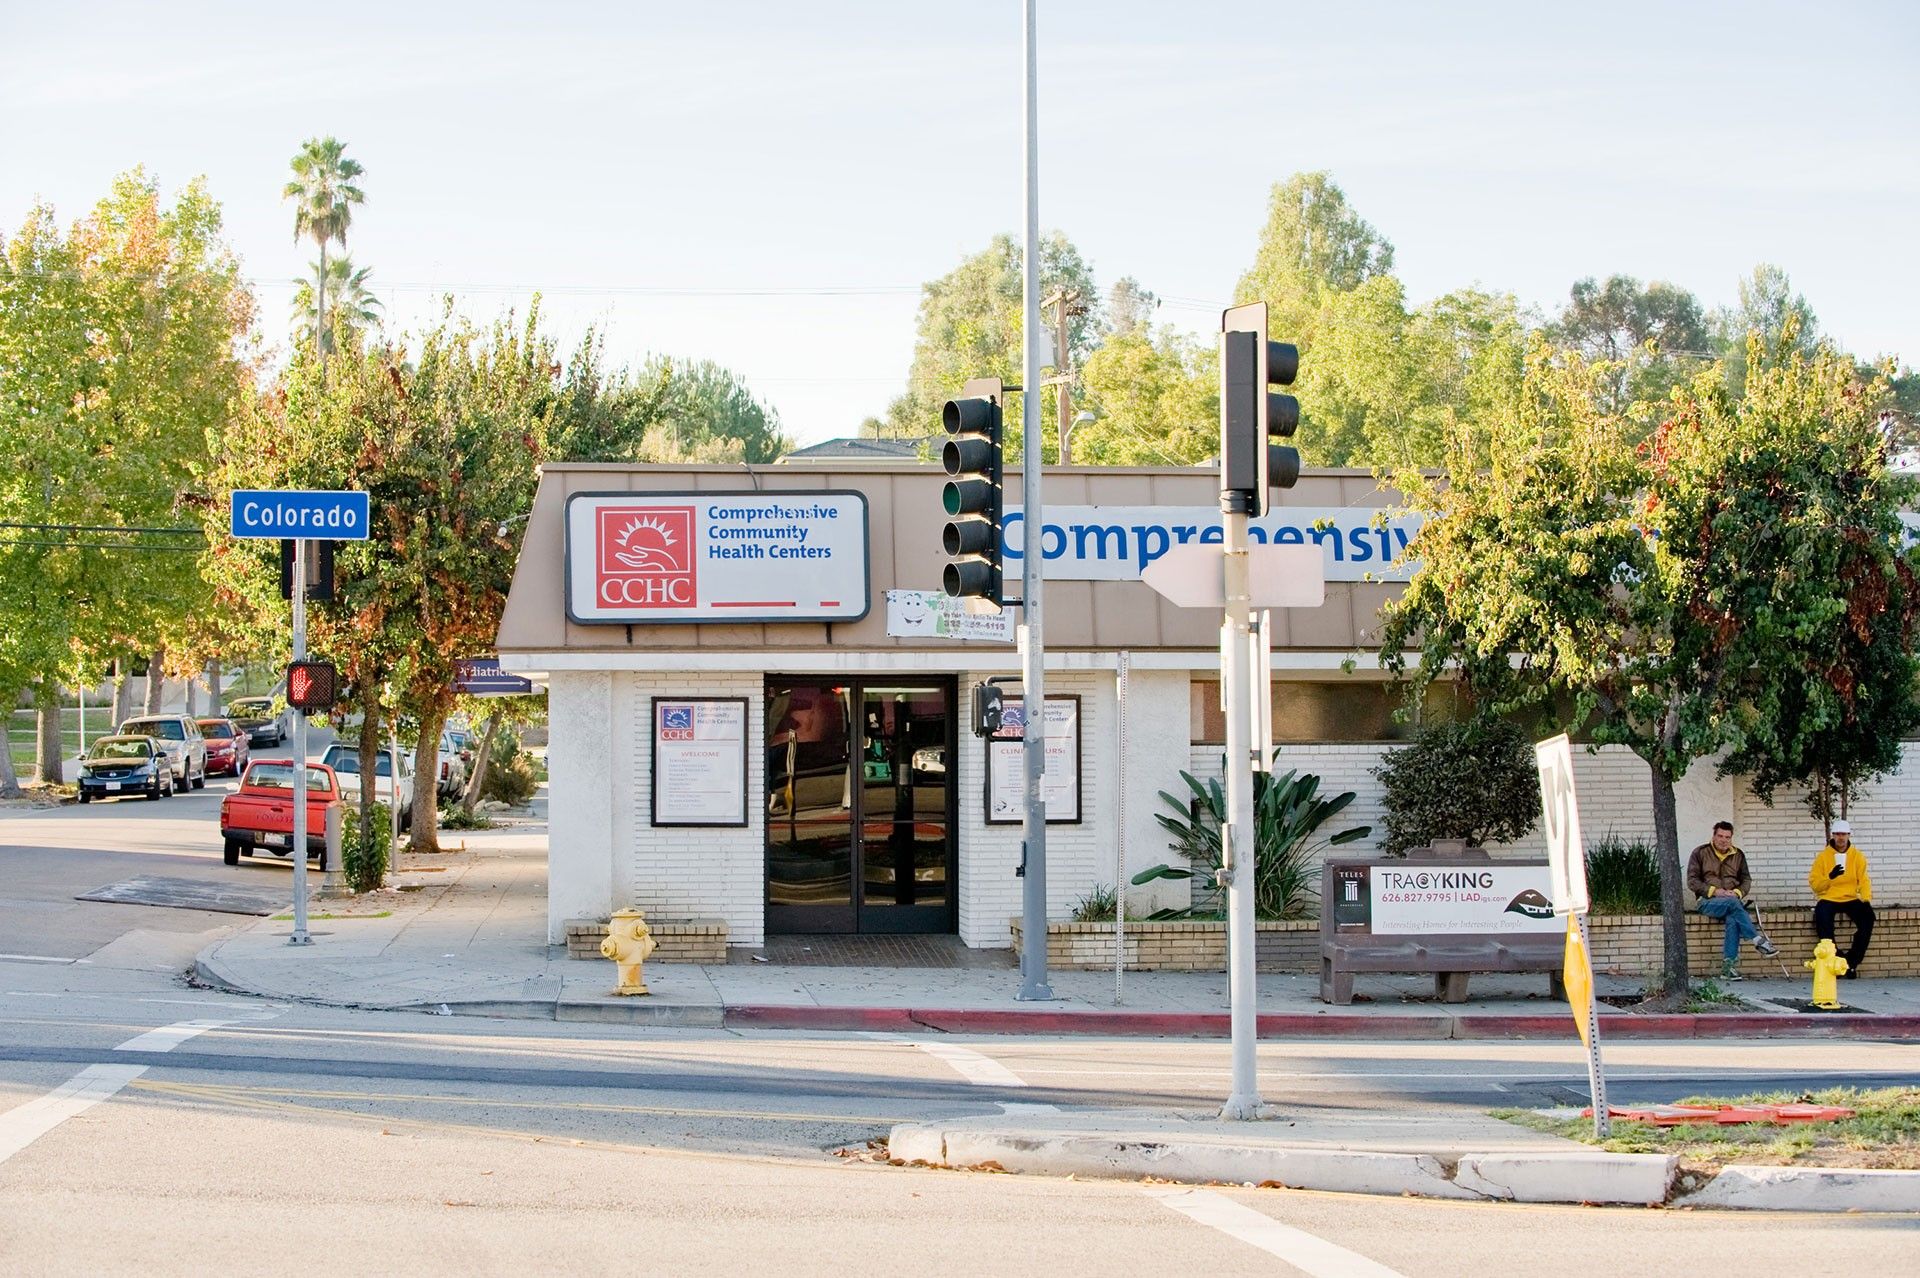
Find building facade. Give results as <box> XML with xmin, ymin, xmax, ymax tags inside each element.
<box><xmin>496</xmin><ymin>462</ymin><xmax>1918</xmax><ymax>948</ymax></box>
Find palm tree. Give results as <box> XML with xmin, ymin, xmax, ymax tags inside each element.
<box><xmin>291</xmin><ymin>256</ymin><xmax>382</xmax><ymax>352</ymax></box>
<box><xmin>282</xmin><ymin>137</ymin><xmax>365</xmax><ymax>364</ymax></box>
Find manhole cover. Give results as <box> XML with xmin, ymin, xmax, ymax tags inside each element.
<box><xmin>77</xmin><ymin>876</ymin><xmax>288</xmax><ymax>916</ymax></box>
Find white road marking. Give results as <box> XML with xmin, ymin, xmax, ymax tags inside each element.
<box><xmin>1148</xmin><ymin>1187</ymin><xmax>1407</xmax><ymax>1278</ymax></box>
<box><xmin>0</xmin><ymin>1016</ymin><xmax>239</xmax><ymax>1167</ymax></box>
<box><xmin>909</xmin><ymin>1040</ymin><xmax>1029</xmax><ymax>1088</ymax></box>
<box><xmin>0</xmin><ymin>954</ymin><xmax>87</xmax><ymax>965</ymax></box>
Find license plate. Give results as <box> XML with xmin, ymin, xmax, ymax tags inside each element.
<box><xmin>105</xmin><ymin>782</ymin><xmax>121</xmax><ymax>791</ymax></box>
<box><xmin>266</xmin><ymin>834</ymin><xmax>291</xmax><ymax>848</ymax></box>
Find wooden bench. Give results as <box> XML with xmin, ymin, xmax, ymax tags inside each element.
<box><xmin>1319</xmin><ymin>850</ymin><xmax>1564</xmax><ymax>1006</ymax></box>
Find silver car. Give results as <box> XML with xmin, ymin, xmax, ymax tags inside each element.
<box><xmin>117</xmin><ymin>714</ymin><xmax>208</xmax><ymax>790</ymax></box>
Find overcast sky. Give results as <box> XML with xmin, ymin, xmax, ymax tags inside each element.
<box><xmin>3</xmin><ymin>1</ymin><xmax>1914</xmax><ymax>445</ymax></box>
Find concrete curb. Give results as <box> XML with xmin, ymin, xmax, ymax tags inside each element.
<box><xmin>887</xmin><ymin>1124</ymin><xmax>1677</xmax><ymax>1206</ymax></box>
<box><xmin>1674</xmin><ymin>1164</ymin><xmax>1920</xmax><ymax>1212</ymax></box>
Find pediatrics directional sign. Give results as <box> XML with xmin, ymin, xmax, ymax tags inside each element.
<box><xmin>565</xmin><ymin>491</ymin><xmax>870</xmax><ymax>624</ymax></box>
<box><xmin>230</xmin><ymin>489</ymin><xmax>370</xmax><ymax>540</ymax></box>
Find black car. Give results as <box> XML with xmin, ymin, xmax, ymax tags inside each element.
<box><xmin>225</xmin><ymin>696</ymin><xmax>289</xmax><ymax>747</ymax></box>
<box><xmin>75</xmin><ymin>735</ymin><xmax>177</xmax><ymax>802</ymax></box>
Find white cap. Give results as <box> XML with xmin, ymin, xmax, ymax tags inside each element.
<box><xmin>1831</xmin><ymin>820</ymin><xmax>1852</xmax><ymax>835</ymax></box>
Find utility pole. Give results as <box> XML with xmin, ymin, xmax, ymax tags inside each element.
<box><xmin>1044</xmin><ymin>287</ymin><xmax>1083</xmax><ymax>465</ymax></box>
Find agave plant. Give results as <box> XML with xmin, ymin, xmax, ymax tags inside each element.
<box><xmin>1131</xmin><ymin>757</ymin><xmax>1371</xmax><ymax>920</ymax></box>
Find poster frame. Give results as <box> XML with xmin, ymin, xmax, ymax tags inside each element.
<box><xmin>984</xmin><ymin>694</ymin><xmax>1082</xmax><ymax>826</ymax></box>
<box><xmin>650</xmin><ymin>695</ymin><xmax>750</xmax><ymax>828</ymax></box>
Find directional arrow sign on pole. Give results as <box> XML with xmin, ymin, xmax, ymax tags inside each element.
<box><xmin>1140</xmin><ymin>543</ymin><xmax>1325</xmax><ymax>609</ymax></box>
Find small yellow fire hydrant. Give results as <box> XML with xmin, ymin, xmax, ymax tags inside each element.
<box><xmin>600</xmin><ymin>908</ymin><xmax>657</xmax><ymax>996</ymax></box>
<box><xmin>1804</xmin><ymin>938</ymin><xmax>1849</xmax><ymax>1010</ymax></box>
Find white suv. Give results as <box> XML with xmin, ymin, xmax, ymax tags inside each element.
<box><xmin>118</xmin><ymin>714</ymin><xmax>208</xmax><ymax>790</ymax></box>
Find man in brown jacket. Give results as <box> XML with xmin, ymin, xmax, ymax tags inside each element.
<box><xmin>1687</xmin><ymin>820</ymin><xmax>1780</xmax><ymax>979</ymax></box>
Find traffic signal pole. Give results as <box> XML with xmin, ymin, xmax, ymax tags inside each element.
<box><xmin>1015</xmin><ymin>0</ymin><xmax>1052</xmax><ymax>1002</ymax></box>
<box><xmin>289</xmin><ymin>538</ymin><xmax>312</xmax><ymax>946</ymax></box>
<box><xmin>1219</xmin><ymin>493</ymin><xmax>1259</xmax><ymax>1117</ymax></box>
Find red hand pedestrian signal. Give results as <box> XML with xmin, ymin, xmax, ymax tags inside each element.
<box><xmin>286</xmin><ymin>659</ymin><xmax>338</xmax><ymax>712</ymax></box>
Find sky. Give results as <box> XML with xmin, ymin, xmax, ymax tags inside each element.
<box><xmin>2</xmin><ymin>1</ymin><xmax>1916</xmax><ymax>446</ymax></box>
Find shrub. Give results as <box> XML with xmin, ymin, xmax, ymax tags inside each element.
<box><xmin>1585</xmin><ymin>833</ymin><xmax>1662</xmax><ymax>914</ymax></box>
<box><xmin>440</xmin><ymin>806</ymin><xmax>494</xmax><ymax>831</ymax></box>
<box><xmin>1071</xmin><ymin>884</ymin><xmax>1117</xmax><ymax>922</ymax></box>
<box><xmin>1132</xmin><ymin>757</ymin><xmax>1371</xmax><ymax>920</ymax></box>
<box><xmin>482</xmin><ymin>753</ymin><xmax>537</xmax><ymax>806</ymax></box>
<box><xmin>1373</xmin><ymin>718</ymin><xmax>1540</xmax><ymax>855</ymax></box>
<box><xmin>342</xmin><ymin>801</ymin><xmax>391</xmax><ymax>894</ymax></box>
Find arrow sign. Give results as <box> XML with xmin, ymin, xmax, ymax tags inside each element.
<box><xmin>1140</xmin><ymin>543</ymin><xmax>1325</xmax><ymax>609</ymax></box>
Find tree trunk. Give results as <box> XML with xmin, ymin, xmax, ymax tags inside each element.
<box><xmin>143</xmin><ymin>646</ymin><xmax>167</xmax><ymax>715</ymax></box>
<box><xmin>111</xmin><ymin>664</ymin><xmax>133</xmax><ymax>729</ymax></box>
<box><xmin>316</xmin><ymin>238</ymin><xmax>329</xmax><ymax>369</ymax></box>
<box><xmin>1649</xmin><ymin>764</ymin><xmax>1691</xmax><ymax>994</ymax></box>
<box><xmin>409</xmin><ymin>705</ymin><xmax>445</xmax><ymax>853</ymax></box>
<box><xmin>356</xmin><ymin>696</ymin><xmax>383</xmax><ymax>884</ymax></box>
<box><xmin>35</xmin><ymin>680</ymin><xmax>63</xmax><ymax>785</ymax></box>
<box><xmin>208</xmin><ymin>659</ymin><xmax>223</xmax><ymax>716</ymax></box>
<box><xmin>0</xmin><ymin>719</ymin><xmax>21</xmax><ymax>797</ymax></box>
<box><xmin>459</xmin><ymin>711</ymin><xmax>504</xmax><ymax>814</ymax></box>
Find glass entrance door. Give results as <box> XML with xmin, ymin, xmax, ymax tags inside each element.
<box><xmin>765</xmin><ymin>678</ymin><xmax>955</xmax><ymax>934</ymax></box>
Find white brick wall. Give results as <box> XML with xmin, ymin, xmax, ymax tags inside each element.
<box><xmin>960</xmin><ymin>672</ymin><xmax>1114</xmax><ymax>947</ymax></box>
<box><xmin>1733</xmin><ymin>743</ymin><xmax>1919</xmax><ymax>907</ymax></box>
<box><xmin>620</xmin><ymin>673</ymin><xmax>767</xmax><ymax>946</ymax></box>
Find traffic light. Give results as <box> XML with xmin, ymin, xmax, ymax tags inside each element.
<box><xmin>286</xmin><ymin>659</ymin><xmax>339</xmax><ymax>713</ymax></box>
<box><xmin>940</xmin><ymin>376</ymin><xmax>1005</xmax><ymax>603</ymax></box>
<box><xmin>1220</xmin><ymin>301</ymin><xmax>1300</xmax><ymax>516</ymax></box>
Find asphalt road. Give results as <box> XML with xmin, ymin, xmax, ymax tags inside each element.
<box><xmin>2</xmin><ymin>781</ymin><xmax>1915</xmax><ymax>1272</ymax></box>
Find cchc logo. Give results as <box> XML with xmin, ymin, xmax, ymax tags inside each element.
<box><xmin>596</xmin><ymin>506</ymin><xmax>696</xmax><ymax>608</ymax></box>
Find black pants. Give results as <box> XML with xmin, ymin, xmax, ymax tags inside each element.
<box><xmin>1813</xmin><ymin>899</ymin><xmax>1876</xmax><ymax>972</ymax></box>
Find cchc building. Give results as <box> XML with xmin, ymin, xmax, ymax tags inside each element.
<box><xmin>496</xmin><ymin>461</ymin><xmax>1920</xmax><ymax>952</ymax></box>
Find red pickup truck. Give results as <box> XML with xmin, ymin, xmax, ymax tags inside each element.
<box><xmin>220</xmin><ymin>761</ymin><xmax>340</xmax><ymax>866</ymax></box>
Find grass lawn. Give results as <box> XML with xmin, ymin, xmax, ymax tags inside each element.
<box><xmin>1498</xmin><ymin>1086</ymin><xmax>1920</xmax><ymax>1171</ymax></box>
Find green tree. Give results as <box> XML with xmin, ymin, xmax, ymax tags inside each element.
<box><xmin>546</xmin><ymin>334</ymin><xmax>789</xmax><ymax>464</ymax></box>
<box><xmin>1379</xmin><ymin>336</ymin><xmax>1913</xmax><ymax>995</ymax></box>
<box><xmin>1712</xmin><ymin>264</ymin><xmax>1816</xmax><ymax>398</ymax></box>
<box><xmin>1234</xmin><ymin>171</ymin><xmax>1395</xmax><ymax>340</ymax></box>
<box><xmin>1074</xmin><ymin>325</ymin><xmax>1217</xmax><ymax>465</ymax></box>
<box><xmin>879</xmin><ymin>231</ymin><xmax>1101</xmax><ymax>461</ymax></box>
<box><xmin>0</xmin><ymin>173</ymin><xmax>252</xmax><ymax>786</ymax></box>
<box><xmin>215</xmin><ymin>303</ymin><xmax>550</xmax><ymax>860</ymax></box>
<box><xmin>1550</xmin><ymin>275</ymin><xmax>1713</xmax><ymax>416</ymax></box>
<box><xmin>291</xmin><ymin>256</ymin><xmax>382</xmax><ymax>350</ymax></box>
<box><xmin>282</xmin><ymin>137</ymin><xmax>366</xmax><ymax>361</ymax></box>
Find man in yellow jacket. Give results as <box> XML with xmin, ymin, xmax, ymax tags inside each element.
<box><xmin>1809</xmin><ymin>819</ymin><xmax>1875</xmax><ymax>979</ymax></box>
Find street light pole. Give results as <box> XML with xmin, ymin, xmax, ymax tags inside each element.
<box><xmin>1015</xmin><ymin>0</ymin><xmax>1052</xmax><ymax>1002</ymax></box>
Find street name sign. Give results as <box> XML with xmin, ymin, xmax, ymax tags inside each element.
<box><xmin>1139</xmin><ymin>542</ymin><xmax>1326</xmax><ymax>609</ymax></box>
<box><xmin>230</xmin><ymin>489</ymin><xmax>370</xmax><ymax>540</ymax></box>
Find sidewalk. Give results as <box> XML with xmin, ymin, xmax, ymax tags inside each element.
<box><xmin>193</xmin><ymin>821</ymin><xmax>1920</xmax><ymax>1039</ymax></box>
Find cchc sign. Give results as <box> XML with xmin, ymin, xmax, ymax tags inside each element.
<box><xmin>595</xmin><ymin>506</ymin><xmax>697</xmax><ymax>607</ymax></box>
<box><xmin>564</xmin><ymin>491</ymin><xmax>871</xmax><ymax>625</ymax></box>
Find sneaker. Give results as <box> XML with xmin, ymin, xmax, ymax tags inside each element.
<box><xmin>1720</xmin><ymin>963</ymin><xmax>1745</xmax><ymax>982</ymax></box>
<box><xmin>1754</xmin><ymin>936</ymin><xmax>1779</xmax><ymax>958</ymax></box>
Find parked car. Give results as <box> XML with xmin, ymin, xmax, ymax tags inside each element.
<box><xmin>320</xmin><ymin>743</ymin><xmax>415</xmax><ymax>829</ymax></box>
<box><xmin>219</xmin><ymin>760</ymin><xmax>340</xmax><ymax>865</ymax></box>
<box><xmin>225</xmin><ymin>696</ymin><xmax>292</xmax><ymax>747</ymax></box>
<box><xmin>434</xmin><ymin>729</ymin><xmax>467</xmax><ymax>799</ymax></box>
<box><xmin>76</xmin><ymin>735</ymin><xmax>177</xmax><ymax>802</ymax></box>
<box><xmin>117</xmin><ymin>714</ymin><xmax>207</xmax><ymax>790</ymax></box>
<box><xmin>196</xmin><ymin>717</ymin><xmax>251</xmax><ymax>777</ymax></box>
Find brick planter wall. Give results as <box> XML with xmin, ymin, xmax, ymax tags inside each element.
<box><xmin>1011</xmin><ymin>919</ymin><xmax>1318</xmax><ymax>973</ymax></box>
<box><xmin>563</xmin><ymin>917</ymin><xmax>728</xmax><ymax>964</ymax></box>
<box><xmin>1013</xmin><ymin>908</ymin><xmax>1919</xmax><ymax>977</ymax></box>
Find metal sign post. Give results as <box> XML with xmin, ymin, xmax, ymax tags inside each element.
<box><xmin>230</xmin><ymin>488</ymin><xmax>369</xmax><ymax>946</ymax></box>
<box><xmin>1536</xmin><ymin>733</ymin><xmax>1609</xmax><ymax>1137</ymax></box>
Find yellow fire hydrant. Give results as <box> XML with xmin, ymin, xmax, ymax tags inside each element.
<box><xmin>600</xmin><ymin>908</ymin><xmax>657</xmax><ymax>996</ymax></box>
<box><xmin>1804</xmin><ymin>938</ymin><xmax>1849</xmax><ymax>1009</ymax></box>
